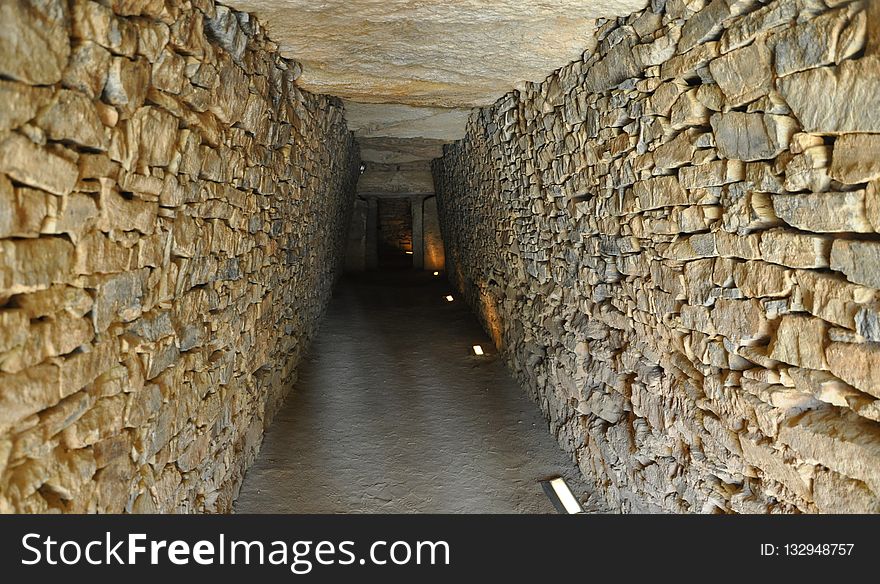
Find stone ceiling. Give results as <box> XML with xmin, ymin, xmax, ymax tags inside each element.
<box><xmin>228</xmin><ymin>0</ymin><xmax>646</xmax><ymax>163</ymax></box>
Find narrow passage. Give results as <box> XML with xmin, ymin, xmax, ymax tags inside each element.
<box><xmin>235</xmin><ymin>271</ymin><xmax>601</xmax><ymax>513</ymax></box>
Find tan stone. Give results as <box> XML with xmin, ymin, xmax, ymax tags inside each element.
<box><xmin>585</xmin><ymin>38</ymin><xmax>641</xmax><ymax>93</ymax></box>
<box><xmin>0</xmin><ymin>238</ymin><xmax>74</xmax><ymax>296</ymax></box>
<box><xmin>826</xmin><ymin>342</ymin><xmax>880</xmax><ymax>399</ymax></box>
<box><xmin>98</xmin><ymin>182</ymin><xmax>159</xmax><ymax>235</ymax></box>
<box><xmin>710</xmin><ymin>38</ymin><xmax>773</xmax><ymax>107</ymax></box>
<box><xmin>868</xmin><ymin>181</ymin><xmax>880</xmax><ymax>232</ymax></box>
<box><xmin>15</xmin><ymin>285</ymin><xmax>93</xmax><ymax>320</ymax></box>
<box><xmin>0</xmin><ymin>312</ymin><xmax>93</xmax><ymax>374</ymax></box>
<box><xmin>719</xmin><ymin>0</ymin><xmax>799</xmax><ymax>53</ymax></box>
<box><xmin>103</xmin><ymin>56</ymin><xmax>151</xmax><ymax>118</ymax></box>
<box><xmin>130</xmin><ymin>107</ymin><xmax>179</xmax><ymax>168</ymax></box>
<box><xmin>778</xmin><ymin>56</ymin><xmax>880</xmax><ymax>134</ymax></box>
<box><xmin>773</xmin><ymin>6</ymin><xmax>865</xmax><ymax>78</ymax></box>
<box><xmin>136</xmin><ymin>19</ymin><xmax>170</xmax><ymax>62</ymax></box>
<box><xmin>768</xmin><ymin>315</ymin><xmax>829</xmax><ymax>371</ymax></box>
<box><xmin>74</xmin><ymin>231</ymin><xmax>132</xmax><ymax>275</ymax></box>
<box><xmin>0</xmin><ymin>0</ymin><xmax>71</xmax><ymax>85</ymax></box>
<box><xmin>670</xmin><ymin>89</ymin><xmax>710</xmax><ymax>131</ymax></box>
<box><xmin>0</xmin><ymin>177</ymin><xmax>55</xmax><ymax>239</ymax></box>
<box><xmin>0</xmin><ymin>310</ymin><xmax>29</xmax><ymax>353</ymax></box>
<box><xmin>56</xmin><ymin>193</ymin><xmax>101</xmax><ymax>242</ymax></box>
<box><xmin>782</xmin><ymin>146</ymin><xmax>832</xmax><ymax>193</ymax></box>
<box><xmin>107</xmin><ymin>0</ymin><xmax>165</xmax><ymax>17</ymax></box>
<box><xmin>793</xmin><ymin>269</ymin><xmax>873</xmax><ymax>330</ymax></box>
<box><xmin>739</xmin><ymin>433</ymin><xmax>811</xmax><ymax>501</ymax></box>
<box><xmin>0</xmin><ymin>364</ymin><xmax>61</xmax><ymax>428</ymax></box>
<box><xmin>36</xmin><ymin>89</ymin><xmax>107</xmax><ymax>150</ymax></box>
<box><xmin>62</xmin><ymin>41</ymin><xmax>113</xmax><ymax>100</ymax></box>
<box><xmin>71</xmin><ymin>0</ymin><xmax>137</xmax><ymax>56</ymax></box>
<box><xmin>151</xmin><ymin>50</ymin><xmax>188</xmax><ymax>94</ymax></box>
<box><xmin>732</xmin><ymin>260</ymin><xmax>793</xmax><ymax>298</ymax></box>
<box><xmin>779</xmin><ymin>407</ymin><xmax>880</xmax><ymax>492</ymax></box>
<box><xmin>631</xmin><ymin>176</ymin><xmax>691</xmax><ymax>211</ymax></box>
<box><xmin>830</xmin><ymin>134</ymin><xmax>880</xmax><ymax>185</ymax></box>
<box><xmin>90</xmin><ymin>269</ymin><xmax>147</xmax><ymax>332</ymax></box>
<box><xmin>62</xmin><ymin>395</ymin><xmax>126</xmax><ymax>449</ymax></box>
<box><xmin>830</xmin><ymin>239</ymin><xmax>880</xmax><ymax>289</ymax></box>
<box><xmin>678</xmin><ymin>0</ymin><xmax>755</xmax><ymax>53</ymax></box>
<box><xmin>679</xmin><ymin>160</ymin><xmax>744</xmax><ymax>189</ymax></box>
<box><xmin>0</xmin><ymin>81</ymin><xmax>52</xmax><ymax>132</ymax></box>
<box><xmin>711</xmin><ymin>112</ymin><xmax>798</xmax><ymax>162</ymax></box>
<box><xmin>712</xmin><ymin>298</ymin><xmax>771</xmax><ymax>345</ymax></box>
<box><xmin>772</xmin><ymin>191</ymin><xmax>872</xmax><ymax>233</ymax></box>
<box><xmin>760</xmin><ymin>228</ymin><xmax>831</xmax><ymax>269</ymax></box>
<box><xmin>813</xmin><ymin>468</ymin><xmax>880</xmax><ymax>514</ymax></box>
<box><xmin>0</xmin><ymin>134</ymin><xmax>79</xmax><ymax>197</ymax></box>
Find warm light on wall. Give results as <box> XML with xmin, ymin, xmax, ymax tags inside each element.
<box><xmin>472</xmin><ymin>345</ymin><xmax>484</xmax><ymax>356</ymax></box>
<box><xmin>445</xmin><ymin>295</ymin><xmax>454</xmax><ymax>302</ymax></box>
<box><xmin>540</xmin><ymin>477</ymin><xmax>583</xmax><ymax>514</ymax></box>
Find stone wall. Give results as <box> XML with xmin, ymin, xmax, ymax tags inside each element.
<box><xmin>0</xmin><ymin>0</ymin><xmax>359</xmax><ymax>512</ymax></box>
<box><xmin>435</xmin><ymin>0</ymin><xmax>880</xmax><ymax>513</ymax></box>
<box><xmin>378</xmin><ymin>198</ymin><xmax>413</xmax><ymax>256</ymax></box>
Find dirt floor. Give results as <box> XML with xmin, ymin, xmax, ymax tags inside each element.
<box><xmin>234</xmin><ymin>270</ymin><xmax>605</xmax><ymax>513</ymax></box>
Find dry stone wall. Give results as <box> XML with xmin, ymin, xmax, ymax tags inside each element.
<box><xmin>435</xmin><ymin>0</ymin><xmax>880</xmax><ymax>513</ymax></box>
<box><xmin>0</xmin><ymin>0</ymin><xmax>359</xmax><ymax>512</ymax></box>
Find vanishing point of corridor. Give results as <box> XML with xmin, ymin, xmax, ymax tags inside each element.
<box><xmin>234</xmin><ymin>272</ymin><xmax>598</xmax><ymax>513</ymax></box>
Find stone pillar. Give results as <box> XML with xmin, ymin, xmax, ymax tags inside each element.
<box><xmin>411</xmin><ymin>195</ymin><xmax>424</xmax><ymax>270</ymax></box>
<box><xmin>344</xmin><ymin>198</ymin><xmax>367</xmax><ymax>271</ymax></box>
<box><xmin>423</xmin><ymin>196</ymin><xmax>445</xmax><ymax>271</ymax></box>
<box><xmin>366</xmin><ymin>196</ymin><xmax>379</xmax><ymax>270</ymax></box>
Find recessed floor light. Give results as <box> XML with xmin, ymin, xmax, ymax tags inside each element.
<box><xmin>445</xmin><ymin>295</ymin><xmax>454</xmax><ymax>302</ymax></box>
<box><xmin>540</xmin><ymin>477</ymin><xmax>583</xmax><ymax>514</ymax></box>
<box><xmin>472</xmin><ymin>345</ymin><xmax>484</xmax><ymax>356</ymax></box>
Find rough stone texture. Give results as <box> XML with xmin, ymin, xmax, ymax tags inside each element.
<box><xmin>0</xmin><ymin>1</ymin><xmax>359</xmax><ymax>513</ymax></box>
<box><xmin>227</xmin><ymin>0</ymin><xmax>647</xmax><ymax>108</ymax></box>
<box><xmin>435</xmin><ymin>1</ymin><xmax>880</xmax><ymax>513</ymax></box>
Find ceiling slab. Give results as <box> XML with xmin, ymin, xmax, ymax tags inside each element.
<box><xmin>357</xmin><ymin>137</ymin><xmax>450</xmax><ymax>164</ymax></box>
<box><xmin>227</xmin><ymin>0</ymin><xmax>647</xmax><ymax>108</ymax></box>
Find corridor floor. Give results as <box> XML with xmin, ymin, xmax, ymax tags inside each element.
<box><xmin>234</xmin><ymin>271</ymin><xmax>603</xmax><ymax>513</ymax></box>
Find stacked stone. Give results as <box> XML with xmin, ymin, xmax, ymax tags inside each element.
<box><xmin>435</xmin><ymin>0</ymin><xmax>880</xmax><ymax>513</ymax></box>
<box><xmin>0</xmin><ymin>0</ymin><xmax>360</xmax><ymax>513</ymax></box>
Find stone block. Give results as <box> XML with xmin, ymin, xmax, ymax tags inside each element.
<box><xmin>0</xmin><ymin>133</ymin><xmax>79</xmax><ymax>196</ymax></box>
<box><xmin>0</xmin><ymin>0</ymin><xmax>70</xmax><ymax>85</ymax></box>
<box><xmin>711</xmin><ymin>112</ymin><xmax>798</xmax><ymax>162</ymax></box>
<box><xmin>778</xmin><ymin>56</ymin><xmax>880</xmax><ymax>134</ymax></box>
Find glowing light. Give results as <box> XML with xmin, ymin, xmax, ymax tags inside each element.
<box><xmin>472</xmin><ymin>345</ymin><xmax>484</xmax><ymax>356</ymax></box>
<box><xmin>540</xmin><ymin>477</ymin><xmax>583</xmax><ymax>514</ymax></box>
<box><xmin>433</xmin><ymin>271</ymin><xmax>439</xmax><ymax>276</ymax></box>
<box><xmin>444</xmin><ymin>295</ymin><xmax>454</xmax><ymax>302</ymax></box>
<box><xmin>405</xmin><ymin>251</ymin><xmax>414</xmax><ymax>255</ymax></box>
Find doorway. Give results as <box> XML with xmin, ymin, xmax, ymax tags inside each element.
<box><xmin>377</xmin><ymin>198</ymin><xmax>413</xmax><ymax>269</ymax></box>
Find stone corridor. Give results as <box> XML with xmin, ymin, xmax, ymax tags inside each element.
<box><xmin>1</xmin><ymin>0</ymin><xmax>880</xmax><ymax>514</ymax></box>
<box><xmin>234</xmin><ymin>271</ymin><xmax>599</xmax><ymax>513</ymax></box>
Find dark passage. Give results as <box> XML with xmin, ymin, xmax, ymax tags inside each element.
<box><xmin>377</xmin><ymin>198</ymin><xmax>413</xmax><ymax>269</ymax></box>
<box><xmin>234</xmin><ymin>272</ymin><xmax>601</xmax><ymax>513</ymax></box>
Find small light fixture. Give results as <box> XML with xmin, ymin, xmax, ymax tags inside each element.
<box><xmin>472</xmin><ymin>345</ymin><xmax>484</xmax><ymax>356</ymax></box>
<box><xmin>405</xmin><ymin>251</ymin><xmax>413</xmax><ymax>255</ymax></box>
<box><xmin>433</xmin><ymin>271</ymin><xmax>439</xmax><ymax>276</ymax></box>
<box><xmin>445</xmin><ymin>295</ymin><xmax>454</xmax><ymax>302</ymax></box>
<box><xmin>540</xmin><ymin>477</ymin><xmax>583</xmax><ymax>514</ymax></box>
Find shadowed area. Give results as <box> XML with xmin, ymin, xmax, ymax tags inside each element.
<box><xmin>235</xmin><ymin>271</ymin><xmax>604</xmax><ymax>513</ymax></box>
